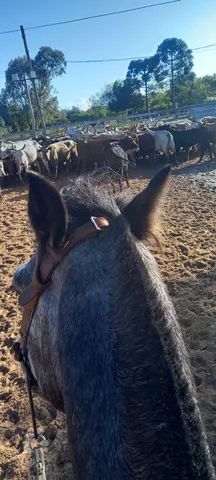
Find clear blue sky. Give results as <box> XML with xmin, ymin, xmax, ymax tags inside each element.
<box><xmin>0</xmin><ymin>0</ymin><xmax>215</xmax><ymax>109</ymax></box>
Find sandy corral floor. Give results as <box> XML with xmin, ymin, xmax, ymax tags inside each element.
<box><xmin>0</xmin><ymin>158</ymin><xmax>216</xmax><ymax>479</ymax></box>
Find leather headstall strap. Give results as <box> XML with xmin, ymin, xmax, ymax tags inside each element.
<box><xmin>18</xmin><ymin>216</ymin><xmax>109</xmax><ymax>347</ymax></box>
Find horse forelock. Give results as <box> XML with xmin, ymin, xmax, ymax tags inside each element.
<box><xmin>60</xmin><ymin>176</ymin><xmax>123</xmax><ymax>241</ymax></box>
<box><xmin>61</xmin><ymin>176</ymin><xmax>120</xmax><ymax>220</ymax></box>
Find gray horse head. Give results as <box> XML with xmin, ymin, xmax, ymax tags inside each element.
<box><xmin>13</xmin><ymin>169</ymin><xmax>215</xmax><ymax>480</ymax></box>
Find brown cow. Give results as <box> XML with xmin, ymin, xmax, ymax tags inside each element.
<box><xmin>89</xmin><ymin>135</ymin><xmax>139</xmax><ymax>162</ymax></box>
<box><xmin>77</xmin><ymin>136</ymin><xmax>138</xmax><ymax>172</ymax></box>
<box><xmin>77</xmin><ymin>141</ymin><xmax>104</xmax><ymax>172</ymax></box>
<box><xmin>77</xmin><ymin>139</ymin><xmax>135</xmax><ymax>192</ymax></box>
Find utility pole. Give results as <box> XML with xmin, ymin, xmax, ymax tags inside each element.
<box><xmin>20</xmin><ymin>25</ymin><xmax>46</xmax><ymax>134</ymax></box>
<box><xmin>24</xmin><ymin>75</ymin><xmax>36</xmax><ymax>136</ymax></box>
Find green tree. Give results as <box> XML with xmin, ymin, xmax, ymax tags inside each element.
<box><xmin>0</xmin><ymin>92</ymin><xmax>31</xmax><ymax>131</ymax></box>
<box><xmin>0</xmin><ymin>115</ymin><xmax>7</xmax><ymax>136</ymax></box>
<box><xmin>199</xmin><ymin>74</ymin><xmax>216</xmax><ymax>100</ymax></box>
<box><xmin>4</xmin><ymin>57</ymin><xmax>30</xmax><ymax>109</ymax></box>
<box><xmin>105</xmin><ymin>79</ymin><xmax>144</xmax><ymax>112</ymax></box>
<box><xmin>65</xmin><ymin>104</ymin><xmax>109</xmax><ymax>124</ymax></box>
<box><xmin>149</xmin><ymin>90</ymin><xmax>172</xmax><ymax>110</ymax></box>
<box><xmin>34</xmin><ymin>47</ymin><xmax>66</xmax><ymax>80</ymax></box>
<box><xmin>2</xmin><ymin>46</ymin><xmax>66</xmax><ymax>128</ymax></box>
<box><xmin>175</xmin><ymin>74</ymin><xmax>216</xmax><ymax>106</ymax></box>
<box><xmin>0</xmin><ymin>98</ymin><xmax>11</xmax><ymax>126</ymax></box>
<box><xmin>0</xmin><ymin>116</ymin><xmax>5</xmax><ymax>128</ymax></box>
<box><xmin>89</xmin><ymin>84</ymin><xmax>115</xmax><ymax>108</ymax></box>
<box><xmin>34</xmin><ymin>47</ymin><xmax>66</xmax><ymax>97</ymax></box>
<box><xmin>65</xmin><ymin>108</ymin><xmax>80</xmax><ymax>124</ymax></box>
<box><xmin>87</xmin><ymin>105</ymin><xmax>108</xmax><ymax>119</ymax></box>
<box><xmin>156</xmin><ymin>38</ymin><xmax>193</xmax><ymax>108</ymax></box>
<box><xmin>127</xmin><ymin>55</ymin><xmax>159</xmax><ymax>112</ymax></box>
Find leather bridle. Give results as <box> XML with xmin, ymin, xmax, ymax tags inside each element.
<box><xmin>12</xmin><ymin>215</ymin><xmax>109</xmax><ymax>446</ymax></box>
<box><xmin>18</xmin><ymin>216</ymin><xmax>109</xmax><ymax>350</ymax></box>
<box><xmin>13</xmin><ymin>216</ymin><xmax>109</xmax><ymax>373</ymax></box>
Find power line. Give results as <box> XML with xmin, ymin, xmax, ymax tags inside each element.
<box><xmin>193</xmin><ymin>43</ymin><xmax>216</xmax><ymax>51</ymax></box>
<box><xmin>0</xmin><ymin>43</ymin><xmax>215</xmax><ymax>74</ymax></box>
<box><xmin>25</xmin><ymin>0</ymin><xmax>181</xmax><ymax>30</ymax></box>
<box><xmin>0</xmin><ymin>27</ymin><xmax>20</xmax><ymax>35</ymax></box>
<box><xmin>66</xmin><ymin>44</ymin><xmax>216</xmax><ymax>63</ymax></box>
<box><xmin>0</xmin><ymin>0</ymin><xmax>181</xmax><ymax>35</ymax></box>
<box><xmin>67</xmin><ymin>57</ymin><xmax>147</xmax><ymax>64</ymax></box>
<box><xmin>194</xmin><ymin>48</ymin><xmax>216</xmax><ymax>53</ymax></box>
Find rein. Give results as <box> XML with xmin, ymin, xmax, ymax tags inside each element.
<box><xmin>12</xmin><ymin>215</ymin><xmax>109</xmax><ymax>478</ymax></box>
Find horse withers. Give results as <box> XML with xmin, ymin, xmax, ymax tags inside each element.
<box><xmin>12</xmin><ymin>168</ymin><xmax>215</xmax><ymax>480</ymax></box>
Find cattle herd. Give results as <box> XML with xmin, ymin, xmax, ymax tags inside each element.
<box><xmin>0</xmin><ymin>116</ymin><xmax>216</xmax><ymax>192</ymax></box>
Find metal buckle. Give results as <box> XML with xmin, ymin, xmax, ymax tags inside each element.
<box><xmin>90</xmin><ymin>216</ymin><xmax>102</xmax><ymax>231</ymax></box>
<box><xmin>29</xmin><ymin>434</ymin><xmax>47</xmax><ymax>451</ymax></box>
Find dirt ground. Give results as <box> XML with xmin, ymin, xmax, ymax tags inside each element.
<box><xmin>0</xmin><ymin>158</ymin><xmax>216</xmax><ymax>479</ymax></box>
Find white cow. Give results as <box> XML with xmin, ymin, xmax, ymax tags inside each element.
<box><xmin>13</xmin><ymin>139</ymin><xmax>49</xmax><ymax>174</ymax></box>
<box><xmin>0</xmin><ymin>143</ymin><xmax>28</xmax><ymax>181</ymax></box>
<box><xmin>0</xmin><ymin>139</ymin><xmax>50</xmax><ymax>179</ymax></box>
<box><xmin>148</xmin><ymin>129</ymin><xmax>176</xmax><ymax>158</ymax></box>
<box><xmin>10</xmin><ymin>147</ymin><xmax>29</xmax><ymax>182</ymax></box>
<box><xmin>0</xmin><ymin>160</ymin><xmax>6</xmax><ymax>195</ymax></box>
<box><xmin>0</xmin><ymin>142</ymin><xmax>10</xmax><ymax>160</ymax></box>
<box><xmin>0</xmin><ymin>160</ymin><xmax>6</xmax><ymax>176</ymax></box>
<box><xmin>24</xmin><ymin>139</ymin><xmax>50</xmax><ymax>175</ymax></box>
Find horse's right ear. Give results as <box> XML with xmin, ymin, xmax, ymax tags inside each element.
<box><xmin>27</xmin><ymin>172</ymin><xmax>68</xmax><ymax>249</ymax></box>
<box><xmin>123</xmin><ymin>165</ymin><xmax>171</xmax><ymax>241</ymax></box>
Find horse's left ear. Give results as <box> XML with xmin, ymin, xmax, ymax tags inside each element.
<box><xmin>123</xmin><ymin>165</ymin><xmax>171</xmax><ymax>241</ymax></box>
<box><xmin>27</xmin><ymin>172</ymin><xmax>68</xmax><ymax>248</ymax></box>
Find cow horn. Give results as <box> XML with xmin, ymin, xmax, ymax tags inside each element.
<box><xmin>13</xmin><ymin>143</ymin><xmax>26</xmax><ymax>151</ymax></box>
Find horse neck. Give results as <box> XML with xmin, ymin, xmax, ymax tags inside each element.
<box><xmin>58</xmin><ymin>227</ymin><xmax>214</xmax><ymax>480</ymax></box>
<box><xmin>113</xmin><ymin>238</ymin><xmax>214</xmax><ymax>480</ymax></box>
